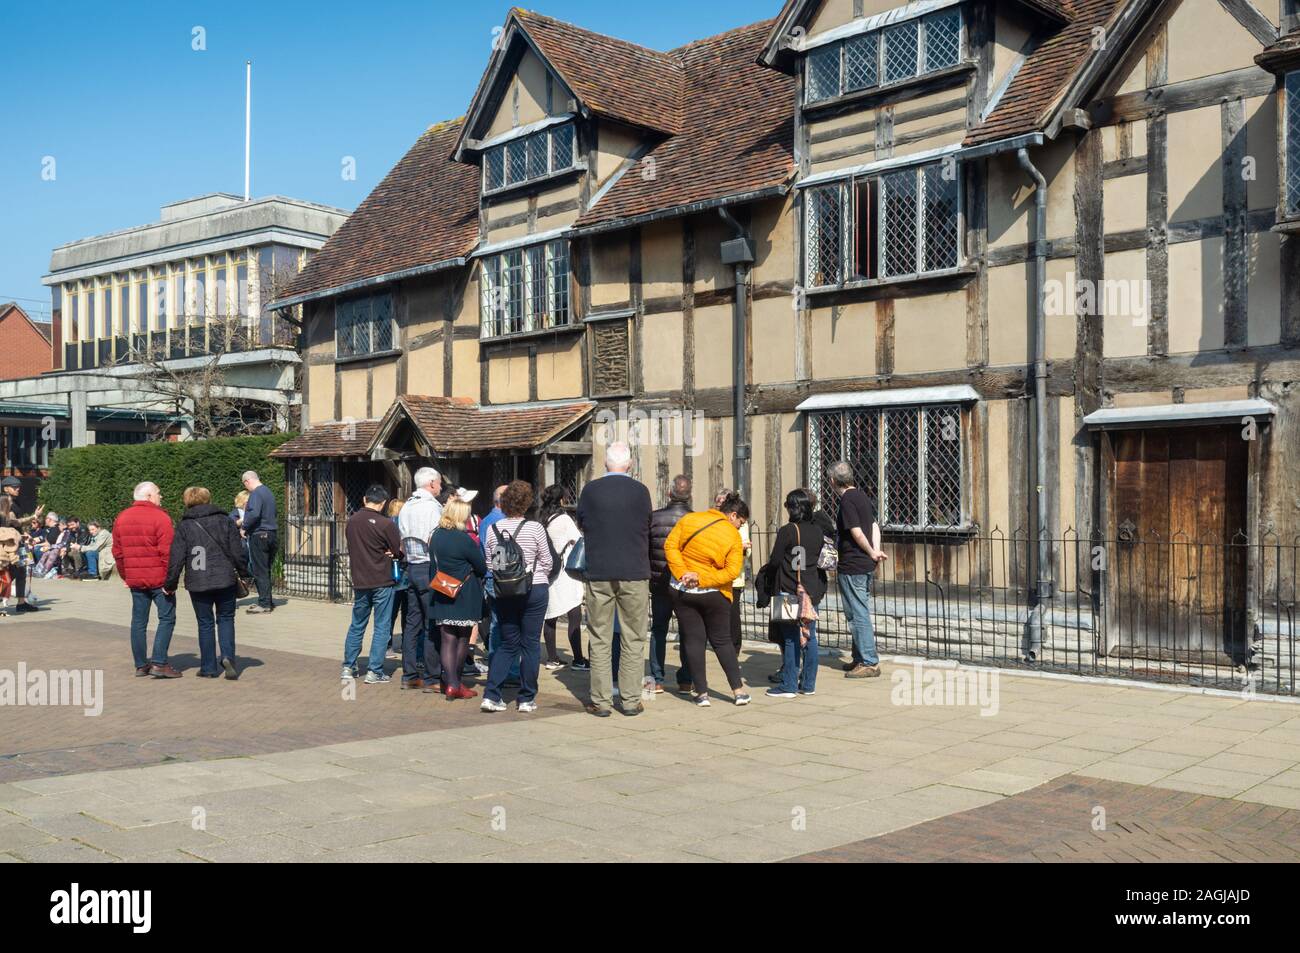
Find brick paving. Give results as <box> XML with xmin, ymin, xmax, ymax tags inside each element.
<box><xmin>789</xmin><ymin>774</ymin><xmax>1300</xmax><ymax>862</ymax></box>
<box><xmin>5</xmin><ymin>579</ymin><xmax>1300</xmax><ymax>862</ymax></box>
<box><xmin>0</xmin><ymin>617</ymin><xmax>581</xmax><ymax>783</ymax></box>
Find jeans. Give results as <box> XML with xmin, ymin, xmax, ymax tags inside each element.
<box><xmin>191</xmin><ymin>586</ymin><xmax>237</xmax><ymax>676</ymax></box>
<box><xmin>649</xmin><ymin>586</ymin><xmax>689</xmax><ymax>686</ymax></box>
<box><xmin>838</xmin><ymin>572</ymin><xmax>878</xmax><ymax>667</ymax></box>
<box><xmin>777</xmin><ymin>620</ymin><xmax>819</xmax><ymax>694</ymax></box>
<box><xmin>484</xmin><ymin>578</ymin><xmax>518</xmax><ymax>680</ymax></box>
<box><xmin>130</xmin><ymin>588</ymin><xmax>176</xmax><ymax>669</ymax></box>
<box><xmin>484</xmin><ymin>583</ymin><xmax>549</xmax><ymax>704</ymax></box>
<box><xmin>344</xmin><ymin>585</ymin><xmax>395</xmax><ymax>674</ymax></box>
<box><xmin>403</xmin><ymin>563</ymin><xmax>441</xmax><ymax>683</ymax></box>
<box><xmin>248</xmin><ymin>532</ymin><xmax>276</xmax><ymax>608</ymax></box>
<box><xmin>84</xmin><ymin>550</ymin><xmax>99</xmax><ymax>578</ymax></box>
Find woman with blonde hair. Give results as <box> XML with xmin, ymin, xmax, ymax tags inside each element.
<box><xmin>429</xmin><ymin>497</ymin><xmax>487</xmax><ymax>698</ymax></box>
<box><xmin>165</xmin><ymin>486</ymin><xmax>250</xmax><ymax>679</ymax></box>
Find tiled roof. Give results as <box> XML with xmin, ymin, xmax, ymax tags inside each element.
<box><xmin>270</xmin><ymin>419</ymin><xmax>381</xmax><ymax>459</ymax></box>
<box><xmin>965</xmin><ymin>0</ymin><xmax>1126</xmax><ymax>146</ymax></box>
<box><xmin>397</xmin><ymin>395</ymin><xmax>595</xmax><ymax>453</ymax></box>
<box><xmin>513</xmin><ymin>9</ymin><xmax>685</xmax><ymax>136</ymax></box>
<box><xmin>283</xmin><ymin>119</ymin><xmax>479</xmax><ymax>301</ymax></box>
<box><xmin>574</xmin><ymin>19</ymin><xmax>794</xmax><ymax>231</ymax></box>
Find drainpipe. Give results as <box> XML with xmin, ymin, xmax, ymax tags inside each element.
<box><xmin>1017</xmin><ymin>147</ymin><xmax>1053</xmax><ymax>660</ymax></box>
<box><xmin>718</xmin><ymin>206</ymin><xmax>754</xmax><ymax>503</ymax></box>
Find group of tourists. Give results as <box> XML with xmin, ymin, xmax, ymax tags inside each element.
<box><xmin>0</xmin><ymin>470</ymin><xmax>281</xmax><ymax>682</ymax></box>
<box><xmin>339</xmin><ymin>442</ymin><xmax>888</xmax><ymax>717</ymax></box>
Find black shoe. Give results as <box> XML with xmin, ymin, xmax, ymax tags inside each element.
<box><xmin>767</xmin><ymin>670</ymin><xmax>783</xmax><ymax>684</ymax></box>
<box><xmin>621</xmin><ymin>704</ymin><xmax>644</xmax><ymax>717</ymax></box>
<box><xmin>14</xmin><ymin>602</ymin><xmax>39</xmax><ymax>613</ymax></box>
<box><xmin>570</xmin><ymin>660</ymin><xmax>591</xmax><ymax>672</ymax></box>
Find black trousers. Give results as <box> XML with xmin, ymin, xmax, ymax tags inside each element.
<box><xmin>728</xmin><ymin>588</ymin><xmax>743</xmax><ymax>653</ymax></box>
<box><xmin>671</xmin><ymin>589</ymin><xmax>744</xmax><ymax>696</ymax></box>
<box><xmin>11</xmin><ymin>562</ymin><xmax>25</xmax><ymax>598</ymax></box>
<box><xmin>402</xmin><ymin>562</ymin><xmax>442</xmax><ymax>681</ymax></box>
<box><xmin>247</xmin><ymin>532</ymin><xmax>276</xmax><ymax>608</ymax></box>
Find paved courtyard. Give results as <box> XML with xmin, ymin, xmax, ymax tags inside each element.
<box><xmin>3</xmin><ymin>577</ymin><xmax>1300</xmax><ymax>862</ymax></box>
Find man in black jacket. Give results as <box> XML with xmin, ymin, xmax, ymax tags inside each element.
<box><xmin>649</xmin><ymin>475</ymin><xmax>691</xmax><ymax>692</ymax></box>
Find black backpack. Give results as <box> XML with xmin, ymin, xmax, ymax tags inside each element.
<box><xmin>490</xmin><ymin>520</ymin><xmax>535</xmax><ymax>599</ymax></box>
<box><xmin>543</xmin><ymin>514</ymin><xmax>574</xmax><ymax>584</ymax></box>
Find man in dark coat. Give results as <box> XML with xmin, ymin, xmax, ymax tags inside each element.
<box><xmin>648</xmin><ymin>474</ymin><xmax>691</xmax><ymax>692</ymax></box>
<box><xmin>343</xmin><ymin>485</ymin><xmax>403</xmax><ymax>684</ymax></box>
<box><xmin>111</xmin><ymin>482</ymin><xmax>181</xmax><ymax>678</ymax></box>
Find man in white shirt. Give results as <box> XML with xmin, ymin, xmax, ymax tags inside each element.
<box><xmin>396</xmin><ymin>467</ymin><xmax>443</xmax><ymax>690</ymax></box>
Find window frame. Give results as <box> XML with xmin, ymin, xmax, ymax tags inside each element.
<box><xmin>806</xmin><ymin>402</ymin><xmax>970</xmax><ymax>533</ymax></box>
<box><xmin>479</xmin><ymin>239</ymin><xmax>572</xmax><ymax>338</ymax></box>
<box><xmin>334</xmin><ymin>292</ymin><xmax>396</xmax><ymax>360</ymax></box>
<box><xmin>1286</xmin><ymin>71</ymin><xmax>1300</xmax><ymax>215</ymax></box>
<box><xmin>802</xmin><ymin>9</ymin><xmax>965</xmax><ymax>106</ymax></box>
<box><xmin>482</xmin><ymin>121</ymin><xmax>579</xmax><ymax>195</ymax></box>
<box><xmin>802</xmin><ymin>158</ymin><xmax>963</xmax><ymax>290</ymax></box>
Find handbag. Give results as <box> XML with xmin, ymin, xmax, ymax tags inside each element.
<box><xmin>193</xmin><ymin>519</ymin><xmax>250</xmax><ymax>599</ymax></box>
<box><xmin>770</xmin><ymin>524</ymin><xmax>807</xmax><ymax>624</ymax></box>
<box><xmin>817</xmin><ymin>537</ymin><xmax>838</xmax><ymax>571</ymax></box>
<box><xmin>428</xmin><ymin>539</ymin><xmax>465</xmax><ymax>599</ymax></box>
<box><xmin>564</xmin><ymin>535</ymin><xmax>587</xmax><ymax>580</ymax></box>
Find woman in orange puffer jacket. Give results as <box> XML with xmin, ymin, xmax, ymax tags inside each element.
<box><xmin>663</xmin><ymin>491</ymin><xmax>751</xmax><ymax>708</ymax></box>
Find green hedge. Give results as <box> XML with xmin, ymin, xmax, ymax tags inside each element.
<box><xmin>38</xmin><ymin>434</ymin><xmax>294</xmax><ymax>529</ymax></box>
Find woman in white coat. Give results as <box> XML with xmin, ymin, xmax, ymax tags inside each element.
<box><xmin>540</xmin><ymin>484</ymin><xmax>588</xmax><ymax>671</ymax></box>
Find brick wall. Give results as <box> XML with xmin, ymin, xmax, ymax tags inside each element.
<box><xmin>0</xmin><ymin>304</ymin><xmax>54</xmax><ymax>381</ymax></box>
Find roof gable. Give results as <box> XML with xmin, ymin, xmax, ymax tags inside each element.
<box><xmin>372</xmin><ymin>395</ymin><xmax>596</xmax><ymax>456</ymax></box>
<box><xmin>456</xmin><ymin>8</ymin><xmax>684</xmax><ymax>159</ymax></box>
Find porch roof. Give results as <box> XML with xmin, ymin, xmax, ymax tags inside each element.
<box><xmin>1082</xmin><ymin>399</ymin><xmax>1276</xmax><ymax>429</ymax></box>
<box><xmin>270</xmin><ymin>419</ymin><xmax>382</xmax><ymax>459</ymax></box>
<box><xmin>372</xmin><ymin>395</ymin><xmax>596</xmax><ymax>457</ymax></box>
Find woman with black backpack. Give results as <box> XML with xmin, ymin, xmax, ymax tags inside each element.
<box><xmin>539</xmin><ymin>484</ymin><xmax>587</xmax><ymax>671</ymax></box>
<box><xmin>481</xmin><ymin>480</ymin><xmax>553</xmax><ymax>713</ymax></box>
<box><xmin>164</xmin><ymin>486</ymin><xmax>251</xmax><ymax>680</ymax></box>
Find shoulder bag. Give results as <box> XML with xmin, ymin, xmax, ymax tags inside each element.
<box><xmin>192</xmin><ymin>519</ymin><xmax>250</xmax><ymax>599</ymax></box>
<box><xmin>428</xmin><ymin>532</ymin><xmax>466</xmax><ymax>599</ymax></box>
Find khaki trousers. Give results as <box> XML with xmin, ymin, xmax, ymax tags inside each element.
<box><xmin>584</xmin><ymin>579</ymin><xmax>649</xmax><ymax>710</ymax></box>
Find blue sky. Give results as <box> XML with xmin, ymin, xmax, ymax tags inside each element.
<box><xmin>0</xmin><ymin>0</ymin><xmax>773</xmax><ymax>320</ymax></box>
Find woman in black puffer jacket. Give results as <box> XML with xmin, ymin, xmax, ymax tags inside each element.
<box><xmin>165</xmin><ymin>486</ymin><xmax>250</xmax><ymax>680</ymax></box>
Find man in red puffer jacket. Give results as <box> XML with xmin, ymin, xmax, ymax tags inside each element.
<box><xmin>111</xmin><ymin>481</ymin><xmax>182</xmax><ymax>678</ymax></box>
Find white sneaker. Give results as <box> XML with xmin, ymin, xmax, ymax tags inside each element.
<box><xmin>695</xmin><ymin>693</ymin><xmax>711</xmax><ymax>708</ymax></box>
<box><xmin>340</xmin><ymin>665</ymin><xmax>357</xmax><ymax>680</ymax></box>
<box><xmin>734</xmin><ymin>693</ymin><xmax>752</xmax><ymax>706</ymax></box>
<box><xmin>474</xmin><ymin>660</ymin><xmax>490</xmax><ymax>675</ymax></box>
<box><xmin>518</xmin><ymin>700</ymin><xmax>537</xmax><ymax>713</ymax></box>
<box><xmin>480</xmin><ymin>698</ymin><xmax>507</xmax><ymax>712</ymax></box>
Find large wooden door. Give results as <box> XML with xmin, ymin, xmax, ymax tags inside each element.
<box><xmin>1109</xmin><ymin>426</ymin><xmax>1248</xmax><ymax>659</ymax></box>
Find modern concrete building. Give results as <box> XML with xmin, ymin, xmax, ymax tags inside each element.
<box><xmin>0</xmin><ymin>193</ymin><xmax>348</xmax><ymax>464</ymax></box>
